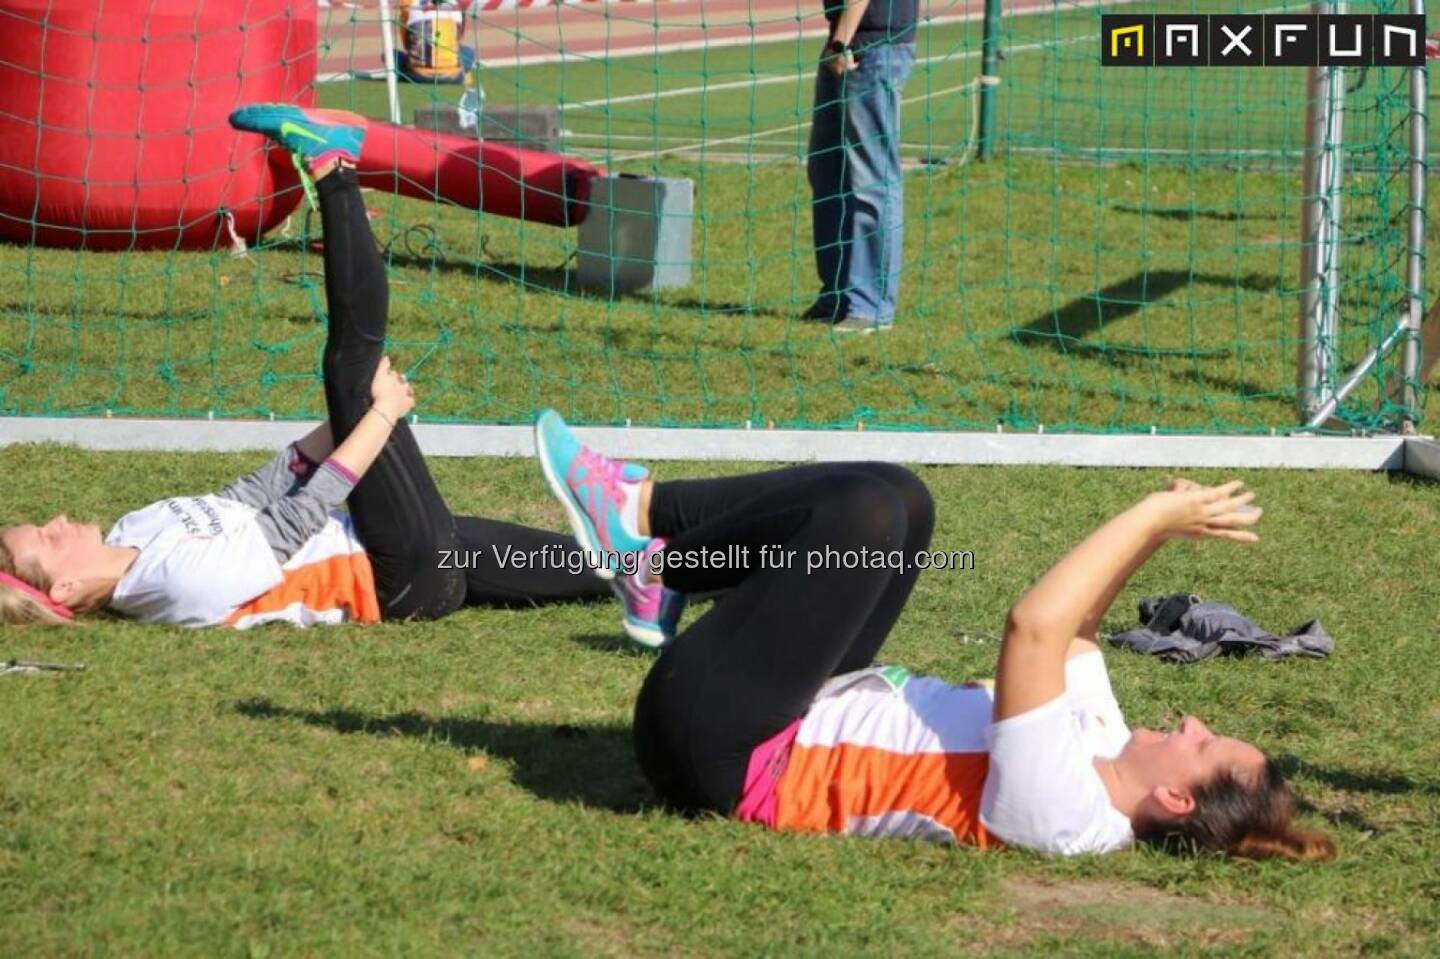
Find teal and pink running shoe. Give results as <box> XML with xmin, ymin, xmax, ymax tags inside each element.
<box><xmin>534</xmin><ymin>409</ymin><xmax>651</xmax><ymax>581</ymax></box>
<box><xmin>614</xmin><ymin>538</ymin><xmax>687</xmax><ymax>649</ymax></box>
<box><xmin>228</xmin><ymin>104</ymin><xmax>368</xmax><ymax>172</ymax></box>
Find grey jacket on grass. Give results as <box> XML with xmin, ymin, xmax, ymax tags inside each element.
<box><xmin>218</xmin><ymin>443</ymin><xmax>355</xmax><ymax>563</ymax></box>
<box><xmin>1109</xmin><ymin>593</ymin><xmax>1335</xmax><ymax>664</ymax></box>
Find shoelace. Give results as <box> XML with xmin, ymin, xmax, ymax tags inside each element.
<box><xmin>572</xmin><ymin>446</ymin><xmax>628</xmax><ymax>515</ymax></box>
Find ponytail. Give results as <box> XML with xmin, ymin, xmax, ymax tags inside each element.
<box><xmin>1137</xmin><ymin>759</ymin><xmax>1336</xmax><ymax>862</ymax></box>
<box><xmin>1232</xmin><ymin>826</ymin><xmax>1336</xmax><ymax>863</ymax></box>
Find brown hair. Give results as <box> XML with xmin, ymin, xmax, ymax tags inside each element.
<box><xmin>0</xmin><ymin>534</ymin><xmax>74</xmax><ymax>627</ymax></box>
<box><xmin>1138</xmin><ymin>759</ymin><xmax>1335</xmax><ymax>862</ymax></box>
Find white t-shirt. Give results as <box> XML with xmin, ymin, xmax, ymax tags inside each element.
<box><xmin>978</xmin><ymin>651</ymin><xmax>1135</xmax><ymax>855</ymax></box>
<box><xmin>106</xmin><ymin>494</ymin><xmax>380</xmax><ymax>629</ymax></box>
<box><xmin>740</xmin><ymin>652</ymin><xmax>1133</xmax><ymax>855</ymax></box>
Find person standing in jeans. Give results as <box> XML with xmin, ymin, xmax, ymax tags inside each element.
<box><xmin>805</xmin><ymin>0</ymin><xmax>918</xmax><ymax>334</ymax></box>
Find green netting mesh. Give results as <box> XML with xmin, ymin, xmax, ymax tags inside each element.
<box><xmin>0</xmin><ymin>0</ymin><xmax>1429</xmax><ymax>434</ymax></box>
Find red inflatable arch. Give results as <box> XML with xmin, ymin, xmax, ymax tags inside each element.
<box><xmin>0</xmin><ymin>0</ymin><xmax>314</xmax><ymax>251</ymax></box>
<box><xmin>0</xmin><ymin>0</ymin><xmax>596</xmax><ymax>252</ymax></box>
<box><xmin>357</xmin><ymin>124</ymin><xmax>595</xmax><ymax>230</ymax></box>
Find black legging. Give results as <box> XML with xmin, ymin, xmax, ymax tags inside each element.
<box><xmin>316</xmin><ymin>170</ymin><xmax>609</xmax><ymax>618</ymax></box>
<box><xmin>632</xmin><ymin>462</ymin><xmax>935</xmax><ymax>814</ymax></box>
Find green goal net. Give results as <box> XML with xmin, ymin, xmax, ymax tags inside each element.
<box><xmin>0</xmin><ymin>0</ymin><xmax>1429</xmax><ymax>435</ymax></box>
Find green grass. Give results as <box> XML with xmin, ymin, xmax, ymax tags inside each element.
<box><xmin>2</xmin><ymin>445</ymin><xmax>1439</xmax><ymax>955</ymax></box>
<box><xmin>0</xmin><ymin>0</ymin><xmax>1434</xmax><ymax>433</ymax></box>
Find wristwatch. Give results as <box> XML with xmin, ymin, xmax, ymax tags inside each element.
<box><xmin>827</xmin><ymin>39</ymin><xmax>851</xmax><ymax>56</ymax></box>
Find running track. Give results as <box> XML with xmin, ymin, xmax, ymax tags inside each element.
<box><xmin>317</xmin><ymin>0</ymin><xmax>1067</xmax><ymax>75</ymax></box>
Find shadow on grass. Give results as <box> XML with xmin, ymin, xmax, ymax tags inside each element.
<box><xmin>1273</xmin><ymin>754</ymin><xmax>1440</xmax><ymax>836</ymax></box>
<box><xmin>384</xmin><ymin>252</ymin><xmax>769</xmax><ymax>316</ymax></box>
<box><xmin>568</xmin><ymin>632</ymin><xmax>661</xmax><ymax>656</ymax></box>
<box><xmin>1386</xmin><ymin>469</ymin><xmax>1440</xmax><ymax>489</ymax></box>
<box><xmin>1110</xmin><ymin>204</ymin><xmax>1287</xmax><ymax>223</ymax></box>
<box><xmin>1173</xmin><ymin>367</ymin><xmax>1281</xmax><ymax>405</ymax></box>
<box><xmin>1013</xmin><ymin>270</ymin><xmax>1277</xmax><ymax>356</ymax></box>
<box><xmin>233</xmin><ymin>697</ymin><xmax>651</xmax><ymax>812</ymax></box>
<box><xmin>476</xmin><ymin>260</ymin><xmax>777</xmax><ymax>317</ymax></box>
<box><xmin>663</xmin><ymin>298</ymin><xmax>788</xmax><ymax>319</ymax></box>
<box><xmin>1278</xmin><ymin>755</ymin><xmax>1440</xmax><ymax>796</ymax></box>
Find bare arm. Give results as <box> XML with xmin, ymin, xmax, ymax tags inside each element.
<box><xmin>1076</xmin><ymin>533</ymin><xmax>1163</xmax><ymax>643</ymax></box>
<box><xmin>1073</xmin><ymin>480</ymin><xmax>1219</xmax><ymax>643</ymax></box>
<box><xmin>993</xmin><ymin>481</ymin><xmax>1260</xmax><ymax>722</ymax></box>
<box><xmin>822</xmin><ymin>0</ymin><xmax>870</xmax><ymax>76</ymax></box>
<box><xmin>830</xmin><ymin>0</ymin><xmax>870</xmax><ymax>47</ymax></box>
<box><xmin>246</xmin><ymin>358</ymin><xmax>416</xmax><ymax>562</ymax></box>
<box><xmin>325</xmin><ymin>356</ymin><xmax>414</xmax><ymax>483</ymax></box>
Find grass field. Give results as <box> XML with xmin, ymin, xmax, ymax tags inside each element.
<box><xmin>2</xmin><ymin>444</ymin><xmax>1438</xmax><ymax>955</ymax></box>
<box><xmin>2</xmin><ymin>1</ymin><xmax>1435</xmax><ymax>433</ymax></box>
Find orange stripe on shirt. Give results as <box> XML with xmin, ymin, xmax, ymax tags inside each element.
<box><xmin>774</xmin><ymin>742</ymin><xmax>998</xmax><ymax>847</ymax></box>
<box><xmin>225</xmin><ymin>552</ymin><xmax>381</xmax><ymax>627</ymax></box>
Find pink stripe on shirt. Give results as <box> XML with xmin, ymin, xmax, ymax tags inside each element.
<box><xmin>733</xmin><ymin>718</ymin><xmax>802</xmax><ymax>829</ymax></box>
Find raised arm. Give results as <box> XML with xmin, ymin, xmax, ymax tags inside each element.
<box><xmin>993</xmin><ymin>480</ymin><xmax>1260</xmax><ymax>722</ymax></box>
<box><xmin>240</xmin><ymin>357</ymin><xmax>416</xmax><ymax>563</ymax></box>
<box><xmin>324</xmin><ymin>356</ymin><xmax>414</xmax><ymax>481</ymax></box>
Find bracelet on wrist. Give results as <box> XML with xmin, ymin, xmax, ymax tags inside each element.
<box><xmin>370</xmin><ymin>406</ymin><xmax>398</xmax><ymax>429</ymax></box>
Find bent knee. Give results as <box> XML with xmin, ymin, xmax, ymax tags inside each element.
<box><xmin>813</xmin><ymin>471</ymin><xmax>909</xmax><ymax>549</ymax></box>
<box><xmin>854</xmin><ymin>462</ymin><xmax>934</xmax><ymax>538</ymax></box>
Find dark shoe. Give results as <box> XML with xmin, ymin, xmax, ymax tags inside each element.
<box><xmin>802</xmin><ymin>296</ymin><xmax>845</xmax><ymax>322</ymax></box>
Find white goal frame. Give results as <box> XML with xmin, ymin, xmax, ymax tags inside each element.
<box><xmin>3</xmin><ymin>417</ymin><xmax>1439</xmax><ymax>479</ymax></box>
<box><xmin>1297</xmin><ymin>0</ymin><xmax>1428</xmax><ymax>431</ymax></box>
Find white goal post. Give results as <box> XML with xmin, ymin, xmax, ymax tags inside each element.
<box><xmin>1297</xmin><ymin>0</ymin><xmax>1428</xmax><ymax>431</ymax></box>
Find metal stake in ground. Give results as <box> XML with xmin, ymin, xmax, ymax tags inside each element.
<box><xmin>0</xmin><ymin>660</ymin><xmax>87</xmax><ymax>677</ymax></box>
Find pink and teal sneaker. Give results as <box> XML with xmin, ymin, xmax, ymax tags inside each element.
<box><xmin>534</xmin><ymin>409</ymin><xmax>651</xmax><ymax>581</ymax></box>
<box><xmin>228</xmin><ymin>104</ymin><xmax>368</xmax><ymax>172</ymax></box>
<box><xmin>614</xmin><ymin>538</ymin><xmax>687</xmax><ymax>649</ymax></box>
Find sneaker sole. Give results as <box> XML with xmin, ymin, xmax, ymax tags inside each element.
<box><xmin>610</xmin><ymin>580</ymin><xmax>667</xmax><ymax>649</ymax></box>
<box><xmin>534</xmin><ymin>416</ymin><xmax>617</xmax><ymax>581</ymax></box>
<box><xmin>622</xmin><ymin>616</ymin><xmax>668</xmax><ymax>649</ymax></box>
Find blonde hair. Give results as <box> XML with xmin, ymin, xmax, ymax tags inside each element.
<box><xmin>0</xmin><ymin>534</ymin><xmax>74</xmax><ymax>626</ymax></box>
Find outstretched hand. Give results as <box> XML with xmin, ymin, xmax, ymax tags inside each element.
<box><xmin>1145</xmin><ymin>478</ymin><xmax>1262</xmax><ymax>543</ymax></box>
<box><xmin>370</xmin><ymin>355</ymin><xmax>416</xmax><ymax>421</ymax></box>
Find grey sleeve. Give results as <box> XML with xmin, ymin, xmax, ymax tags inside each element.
<box><xmin>250</xmin><ymin>461</ymin><xmax>357</xmax><ymax>563</ymax></box>
<box><xmin>219</xmin><ymin>444</ymin><xmax>314</xmax><ymax>509</ymax></box>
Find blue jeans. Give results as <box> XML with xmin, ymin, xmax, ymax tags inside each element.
<box><xmin>807</xmin><ymin>42</ymin><xmax>916</xmax><ymax>323</ymax></box>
